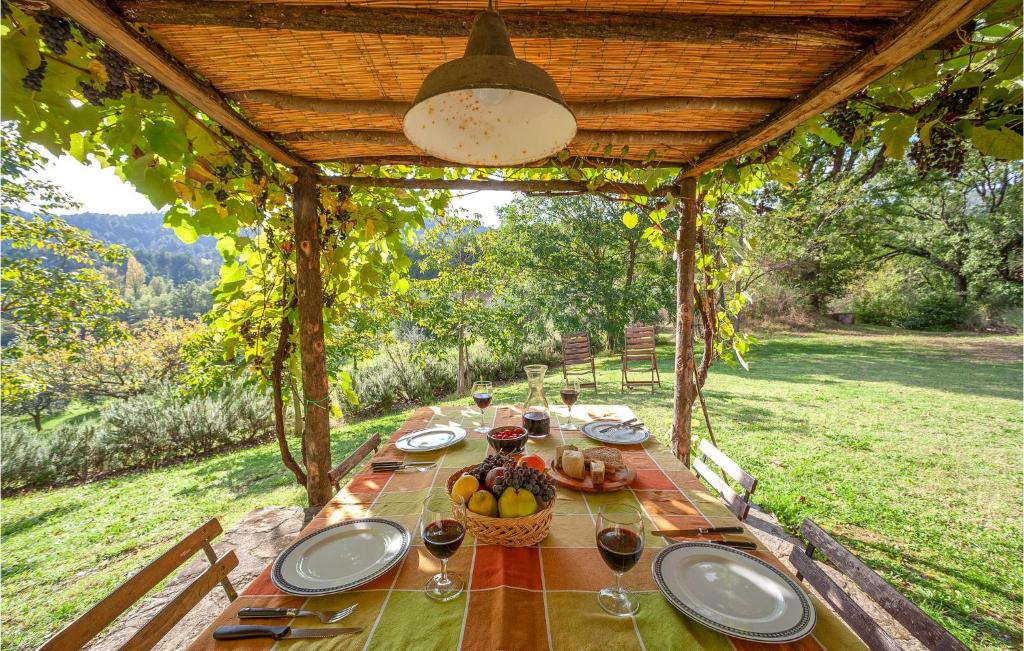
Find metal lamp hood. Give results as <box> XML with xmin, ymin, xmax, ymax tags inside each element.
<box><xmin>402</xmin><ymin>8</ymin><xmax>576</xmax><ymax>166</ymax></box>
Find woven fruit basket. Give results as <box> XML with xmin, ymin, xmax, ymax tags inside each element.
<box><xmin>446</xmin><ymin>465</ymin><xmax>554</xmax><ymax>547</ymax></box>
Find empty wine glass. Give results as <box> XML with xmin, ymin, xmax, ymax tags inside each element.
<box><xmin>470</xmin><ymin>381</ymin><xmax>493</xmax><ymax>433</ymax></box>
<box><xmin>421</xmin><ymin>494</ymin><xmax>466</xmax><ymax>602</ymax></box>
<box><xmin>595</xmin><ymin>503</ymin><xmax>644</xmax><ymax>616</ymax></box>
<box><xmin>559</xmin><ymin>379</ymin><xmax>581</xmax><ymax>430</ymax></box>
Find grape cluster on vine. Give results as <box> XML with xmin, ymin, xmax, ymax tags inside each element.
<box><xmin>77</xmin><ymin>45</ymin><xmax>161</xmax><ymax>105</ymax></box>
<box><xmin>493</xmin><ymin>465</ymin><xmax>556</xmax><ymax>503</ymax></box>
<box><xmin>37</xmin><ymin>14</ymin><xmax>72</xmax><ymax>56</ymax></box>
<box><xmin>909</xmin><ymin>125</ymin><xmax>966</xmax><ymax>177</ymax></box>
<box><xmin>22</xmin><ymin>59</ymin><xmax>46</xmax><ymax>92</ymax></box>
<box><xmin>825</xmin><ymin>101</ymin><xmax>870</xmax><ymax>145</ymax></box>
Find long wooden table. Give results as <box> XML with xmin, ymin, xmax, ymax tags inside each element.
<box><xmin>189</xmin><ymin>405</ymin><xmax>866</xmax><ymax>650</ymax></box>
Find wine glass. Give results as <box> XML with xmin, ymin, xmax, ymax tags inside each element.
<box><xmin>595</xmin><ymin>503</ymin><xmax>644</xmax><ymax>616</ymax></box>
<box><xmin>421</xmin><ymin>494</ymin><xmax>466</xmax><ymax>602</ymax></box>
<box><xmin>559</xmin><ymin>379</ymin><xmax>581</xmax><ymax>430</ymax></box>
<box><xmin>470</xmin><ymin>381</ymin><xmax>493</xmax><ymax>433</ymax></box>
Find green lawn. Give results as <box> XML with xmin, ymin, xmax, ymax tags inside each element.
<box><xmin>2</xmin><ymin>327</ymin><xmax>1021</xmax><ymax>650</ymax></box>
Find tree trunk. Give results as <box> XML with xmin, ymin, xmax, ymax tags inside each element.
<box><xmin>606</xmin><ymin>330</ymin><xmax>615</xmax><ymax>354</ymax></box>
<box><xmin>31</xmin><ymin>412</ymin><xmax>42</xmax><ymax>432</ymax></box>
<box><xmin>672</xmin><ymin>177</ymin><xmax>698</xmax><ymax>465</ymax></box>
<box><xmin>270</xmin><ymin>309</ymin><xmax>306</xmax><ymax>486</ymax></box>
<box><xmin>952</xmin><ymin>270</ymin><xmax>968</xmax><ymax>296</ymax></box>
<box><xmin>457</xmin><ymin>329</ymin><xmax>467</xmax><ymax>395</ymax></box>
<box><xmin>293</xmin><ymin>167</ymin><xmax>333</xmax><ymax>508</ymax></box>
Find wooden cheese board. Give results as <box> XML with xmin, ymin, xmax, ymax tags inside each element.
<box><xmin>547</xmin><ymin>458</ymin><xmax>636</xmax><ymax>493</ymax></box>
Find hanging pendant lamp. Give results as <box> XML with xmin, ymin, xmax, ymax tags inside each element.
<box><xmin>402</xmin><ymin>2</ymin><xmax>576</xmax><ymax>166</ymax></box>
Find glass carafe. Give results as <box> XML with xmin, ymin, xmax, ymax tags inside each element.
<box><xmin>522</xmin><ymin>364</ymin><xmax>551</xmax><ymax>438</ymax></box>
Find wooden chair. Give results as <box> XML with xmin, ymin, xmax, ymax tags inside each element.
<box><xmin>789</xmin><ymin>519</ymin><xmax>968</xmax><ymax>651</ymax></box>
<box><xmin>691</xmin><ymin>437</ymin><xmax>758</xmax><ymax>520</ymax></box>
<box><xmin>620</xmin><ymin>325</ymin><xmax>661</xmax><ymax>390</ymax></box>
<box><xmin>560</xmin><ymin>331</ymin><xmax>597</xmax><ymax>389</ymax></box>
<box><xmin>40</xmin><ymin>518</ymin><xmax>238</xmax><ymax>651</ymax></box>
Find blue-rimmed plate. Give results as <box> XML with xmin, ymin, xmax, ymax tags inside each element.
<box><xmin>652</xmin><ymin>542</ymin><xmax>816</xmax><ymax>643</ymax></box>
<box><xmin>395</xmin><ymin>425</ymin><xmax>467</xmax><ymax>452</ymax></box>
<box><xmin>581</xmin><ymin>421</ymin><xmax>650</xmax><ymax>445</ymax></box>
<box><xmin>272</xmin><ymin>518</ymin><xmax>410</xmax><ymax>595</ymax></box>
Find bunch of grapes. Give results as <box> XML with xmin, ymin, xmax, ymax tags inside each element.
<box><xmin>909</xmin><ymin>124</ymin><xmax>966</xmax><ymax>177</ymax></box>
<box><xmin>22</xmin><ymin>59</ymin><xmax>47</xmax><ymax>92</ymax></box>
<box><xmin>825</xmin><ymin>101</ymin><xmax>870</xmax><ymax>145</ymax></box>
<box><xmin>2</xmin><ymin>1</ymin><xmax>13</xmax><ymax>20</ymax></box>
<box><xmin>37</xmin><ymin>14</ymin><xmax>73</xmax><ymax>56</ymax></box>
<box><xmin>469</xmin><ymin>453</ymin><xmax>514</xmax><ymax>484</ymax></box>
<box><xmin>493</xmin><ymin>465</ymin><xmax>555</xmax><ymax>504</ymax></box>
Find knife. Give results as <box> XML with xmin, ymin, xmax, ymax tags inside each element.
<box><xmin>373</xmin><ymin>460</ymin><xmax>436</xmax><ymax>467</ymax></box>
<box><xmin>652</xmin><ymin>526</ymin><xmax>745</xmax><ymax>537</ymax></box>
<box><xmin>212</xmin><ymin>625</ymin><xmax>362</xmax><ymax>640</ymax></box>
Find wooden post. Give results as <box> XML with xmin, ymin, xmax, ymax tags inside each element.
<box><xmin>293</xmin><ymin>167</ymin><xmax>333</xmax><ymax>508</ymax></box>
<box><xmin>672</xmin><ymin>177</ymin><xmax>698</xmax><ymax>465</ymax></box>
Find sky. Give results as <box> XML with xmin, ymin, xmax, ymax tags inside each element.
<box><xmin>31</xmin><ymin>154</ymin><xmax>514</xmax><ymax>226</ymax></box>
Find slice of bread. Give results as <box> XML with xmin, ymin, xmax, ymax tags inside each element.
<box><xmin>583</xmin><ymin>446</ymin><xmax>625</xmax><ymax>473</ymax></box>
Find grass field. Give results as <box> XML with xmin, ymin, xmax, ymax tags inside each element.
<box><xmin>2</xmin><ymin>327</ymin><xmax>1020</xmax><ymax>650</ymax></box>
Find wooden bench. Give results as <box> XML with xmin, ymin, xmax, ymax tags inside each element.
<box><xmin>620</xmin><ymin>325</ymin><xmax>661</xmax><ymax>390</ymax></box>
<box><xmin>691</xmin><ymin>437</ymin><xmax>758</xmax><ymax>520</ymax></box>
<box><xmin>560</xmin><ymin>331</ymin><xmax>597</xmax><ymax>389</ymax></box>
<box><xmin>40</xmin><ymin>518</ymin><xmax>238</xmax><ymax>651</ymax></box>
<box><xmin>789</xmin><ymin>519</ymin><xmax>968</xmax><ymax>651</ymax></box>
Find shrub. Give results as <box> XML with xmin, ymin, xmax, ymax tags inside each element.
<box><xmin>0</xmin><ymin>377</ymin><xmax>274</xmax><ymax>490</ymax></box>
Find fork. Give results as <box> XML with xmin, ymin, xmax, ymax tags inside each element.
<box><xmin>238</xmin><ymin>604</ymin><xmax>357</xmax><ymax>624</ymax></box>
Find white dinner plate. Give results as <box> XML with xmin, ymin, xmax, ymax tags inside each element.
<box><xmin>272</xmin><ymin>518</ymin><xmax>410</xmax><ymax>595</ymax></box>
<box><xmin>652</xmin><ymin>542</ymin><xmax>816</xmax><ymax>643</ymax></box>
<box><xmin>395</xmin><ymin>425</ymin><xmax>467</xmax><ymax>452</ymax></box>
<box><xmin>582</xmin><ymin>420</ymin><xmax>650</xmax><ymax>445</ymax></box>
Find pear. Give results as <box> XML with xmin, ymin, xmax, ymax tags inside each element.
<box><xmin>498</xmin><ymin>487</ymin><xmax>538</xmax><ymax>518</ymax></box>
<box><xmin>467</xmin><ymin>490</ymin><xmax>498</xmax><ymax>517</ymax></box>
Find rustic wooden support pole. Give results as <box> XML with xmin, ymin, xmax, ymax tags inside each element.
<box><xmin>113</xmin><ymin>1</ymin><xmax>887</xmax><ymax>48</ymax></box>
<box><xmin>293</xmin><ymin>168</ymin><xmax>333</xmax><ymax>508</ymax></box>
<box><xmin>229</xmin><ymin>89</ymin><xmax>786</xmax><ymax>118</ymax></box>
<box><xmin>672</xmin><ymin>177</ymin><xmax>698</xmax><ymax>465</ymax></box>
<box><xmin>317</xmin><ymin>174</ymin><xmax>672</xmax><ymax>197</ymax></box>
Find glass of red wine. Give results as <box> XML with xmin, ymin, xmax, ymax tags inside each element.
<box><xmin>559</xmin><ymin>379</ymin><xmax>581</xmax><ymax>430</ymax></box>
<box><xmin>595</xmin><ymin>503</ymin><xmax>644</xmax><ymax>616</ymax></box>
<box><xmin>421</xmin><ymin>494</ymin><xmax>466</xmax><ymax>602</ymax></box>
<box><xmin>470</xmin><ymin>381</ymin><xmax>493</xmax><ymax>434</ymax></box>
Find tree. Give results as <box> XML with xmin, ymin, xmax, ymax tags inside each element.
<box><xmin>409</xmin><ymin>212</ymin><xmax>501</xmax><ymax>394</ymax></box>
<box><xmin>2</xmin><ymin>344</ymin><xmax>72</xmax><ymax>430</ymax></box>
<box><xmin>494</xmin><ymin>195</ymin><xmax>675</xmax><ymax>352</ymax></box>
<box><xmin>1</xmin><ymin>126</ymin><xmax>129</xmax><ymax>351</ymax></box>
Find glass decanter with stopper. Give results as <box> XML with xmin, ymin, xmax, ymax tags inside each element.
<box><xmin>522</xmin><ymin>364</ymin><xmax>551</xmax><ymax>438</ymax></box>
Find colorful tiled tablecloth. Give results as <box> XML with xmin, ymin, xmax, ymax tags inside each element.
<box><xmin>189</xmin><ymin>405</ymin><xmax>866</xmax><ymax>651</ymax></box>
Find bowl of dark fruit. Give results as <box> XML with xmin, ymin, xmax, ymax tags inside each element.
<box><xmin>487</xmin><ymin>425</ymin><xmax>528</xmax><ymax>454</ymax></box>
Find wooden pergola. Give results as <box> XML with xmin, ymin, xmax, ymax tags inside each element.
<box><xmin>46</xmin><ymin>0</ymin><xmax>991</xmax><ymax>507</ymax></box>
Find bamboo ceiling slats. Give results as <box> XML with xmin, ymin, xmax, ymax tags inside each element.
<box><xmin>234</xmin><ymin>0</ymin><xmax>918</xmax><ymax>19</ymax></box>
<box><xmin>51</xmin><ymin>0</ymin><xmax>982</xmax><ymax>170</ymax></box>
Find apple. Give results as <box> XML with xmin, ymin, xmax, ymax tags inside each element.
<box><xmin>484</xmin><ymin>466</ymin><xmax>505</xmax><ymax>491</ymax></box>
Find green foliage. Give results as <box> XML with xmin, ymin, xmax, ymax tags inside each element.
<box><xmin>0</xmin><ymin>377</ymin><xmax>273</xmax><ymax>490</ymax></box>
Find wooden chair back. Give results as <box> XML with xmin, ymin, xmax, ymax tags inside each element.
<box><xmin>789</xmin><ymin>519</ymin><xmax>967</xmax><ymax>651</ymax></box>
<box><xmin>330</xmin><ymin>432</ymin><xmax>382</xmax><ymax>490</ymax></box>
<box><xmin>621</xmin><ymin>325</ymin><xmax>661</xmax><ymax>389</ymax></box>
<box><xmin>691</xmin><ymin>438</ymin><xmax>758</xmax><ymax>520</ymax></box>
<box><xmin>40</xmin><ymin>518</ymin><xmax>238</xmax><ymax>651</ymax></box>
<box><xmin>623</xmin><ymin>325</ymin><xmax>657</xmax><ymax>355</ymax></box>
<box><xmin>560</xmin><ymin>332</ymin><xmax>596</xmax><ymax>388</ymax></box>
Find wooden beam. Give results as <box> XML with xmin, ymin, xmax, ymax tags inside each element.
<box><xmin>229</xmin><ymin>89</ymin><xmax>786</xmax><ymax>118</ymax></box>
<box><xmin>293</xmin><ymin>167</ymin><xmax>333</xmax><ymax>508</ymax></box>
<box><xmin>321</xmin><ymin>154</ymin><xmax>690</xmax><ymax>169</ymax></box>
<box><xmin>672</xmin><ymin>177</ymin><xmax>697</xmax><ymax>465</ymax></box>
<box><xmin>317</xmin><ymin>174</ymin><xmax>673</xmax><ymax>197</ymax></box>
<box><xmin>681</xmin><ymin>0</ymin><xmax>994</xmax><ymax>178</ymax></box>
<box><xmin>49</xmin><ymin>0</ymin><xmax>310</xmax><ymax>169</ymax></box>
<box><xmin>113</xmin><ymin>0</ymin><xmax>889</xmax><ymax>48</ymax></box>
<box><xmin>283</xmin><ymin>130</ymin><xmax>730</xmax><ymax>148</ymax></box>
<box><xmin>329</xmin><ymin>433</ymin><xmax>382</xmax><ymax>489</ymax></box>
